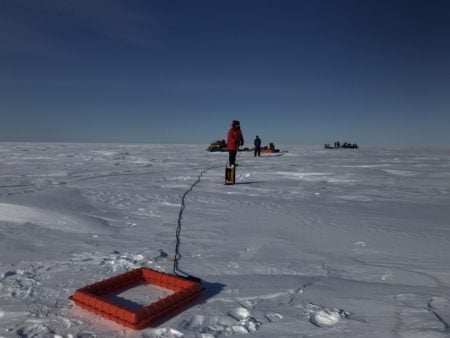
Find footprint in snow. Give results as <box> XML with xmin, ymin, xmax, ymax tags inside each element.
<box><xmin>310</xmin><ymin>309</ymin><xmax>341</xmax><ymax>327</ymax></box>
<box><xmin>264</xmin><ymin>312</ymin><xmax>283</xmax><ymax>322</ymax></box>
<box><xmin>227</xmin><ymin>307</ymin><xmax>262</xmax><ymax>334</ymax></box>
<box><xmin>227</xmin><ymin>262</ymin><xmax>239</xmax><ymax>269</ymax></box>
<box><xmin>307</xmin><ymin>304</ymin><xmax>350</xmax><ymax>328</ymax></box>
<box><xmin>147</xmin><ymin>327</ymin><xmax>184</xmax><ymax>338</ymax></box>
<box><xmin>229</xmin><ymin>307</ymin><xmax>251</xmax><ymax>320</ymax></box>
<box><xmin>354</xmin><ymin>241</ymin><xmax>367</xmax><ymax>254</ymax></box>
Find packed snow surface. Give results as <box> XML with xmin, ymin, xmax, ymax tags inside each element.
<box><xmin>0</xmin><ymin>143</ymin><xmax>449</xmax><ymax>337</ymax></box>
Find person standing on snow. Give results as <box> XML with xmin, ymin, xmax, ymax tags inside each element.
<box><xmin>227</xmin><ymin>120</ymin><xmax>244</xmax><ymax>166</ymax></box>
<box><xmin>254</xmin><ymin>135</ymin><xmax>261</xmax><ymax>157</ymax></box>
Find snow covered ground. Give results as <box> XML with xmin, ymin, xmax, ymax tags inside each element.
<box><xmin>0</xmin><ymin>143</ymin><xmax>449</xmax><ymax>338</ymax></box>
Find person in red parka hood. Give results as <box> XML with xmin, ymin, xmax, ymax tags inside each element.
<box><xmin>227</xmin><ymin>120</ymin><xmax>244</xmax><ymax>166</ymax></box>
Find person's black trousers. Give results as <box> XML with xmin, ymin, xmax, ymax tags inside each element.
<box><xmin>254</xmin><ymin>147</ymin><xmax>261</xmax><ymax>157</ymax></box>
<box><xmin>229</xmin><ymin>150</ymin><xmax>237</xmax><ymax>166</ymax></box>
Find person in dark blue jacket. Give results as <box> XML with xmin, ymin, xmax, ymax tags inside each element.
<box><xmin>254</xmin><ymin>135</ymin><xmax>261</xmax><ymax>157</ymax></box>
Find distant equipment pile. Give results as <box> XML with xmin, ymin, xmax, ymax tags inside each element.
<box><xmin>324</xmin><ymin>141</ymin><xmax>359</xmax><ymax>149</ymax></box>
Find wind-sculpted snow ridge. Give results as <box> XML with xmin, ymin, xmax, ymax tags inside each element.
<box><xmin>0</xmin><ymin>202</ymin><xmax>111</xmax><ymax>234</ymax></box>
<box><xmin>0</xmin><ymin>143</ymin><xmax>450</xmax><ymax>337</ymax></box>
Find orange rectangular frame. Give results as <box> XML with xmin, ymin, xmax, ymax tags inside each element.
<box><xmin>69</xmin><ymin>267</ymin><xmax>203</xmax><ymax>329</ymax></box>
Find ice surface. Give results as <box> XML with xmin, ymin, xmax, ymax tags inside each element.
<box><xmin>105</xmin><ymin>284</ymin><xmax>174</xmax><ymax>310</ymax></box>
<box><xmin>0</xmin><ymin>143</ymin><xmax>449</xmax><ymax>337</ymax></box>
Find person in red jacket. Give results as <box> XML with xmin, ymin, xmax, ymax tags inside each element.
<box><xmin>227</xmin><ymin>120</ymin><xmax>244</xmax><ymax>166</ymax></box>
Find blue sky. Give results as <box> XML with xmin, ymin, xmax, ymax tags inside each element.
<box><xmin>1</xmin><ymin>0</ymin><xmax>449</xmax><ymax>145</ymax></box>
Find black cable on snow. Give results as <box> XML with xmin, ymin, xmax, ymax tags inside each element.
<box><xmin>173</xmin><ymin>165</ymin><xmax>220</xmax><ymax>282</ymax></box>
